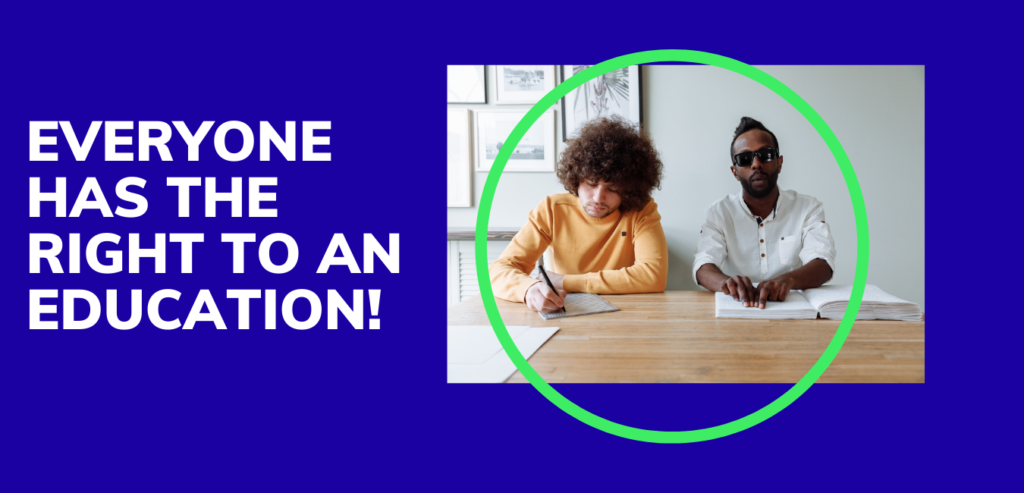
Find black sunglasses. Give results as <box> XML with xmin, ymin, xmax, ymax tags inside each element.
<box><xmin>732</xmin><ymin>147</ymin><xmax>779</xmax><ymax>167</ymax></box>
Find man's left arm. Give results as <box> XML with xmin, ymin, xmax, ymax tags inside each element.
<box><xmin>560</xmin><ymin>201</ymin><xmax>668</xmax><ymax>294</ymax></box>
<box><xmin>755</xmin><ymin>200</ymin><xmax>837</xmax><ymax>307</ymax></box>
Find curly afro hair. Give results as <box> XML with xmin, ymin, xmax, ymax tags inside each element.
<box><xmin>556</xmin><ymin>116</ymin><xmax>663</xmax><ymax>213</ymax></box>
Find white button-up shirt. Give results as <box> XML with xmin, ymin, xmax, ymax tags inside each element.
<box><xmin>692</xmin><ymin>189</ymin><xmax>836</xmax><ymax>287</ymax></box>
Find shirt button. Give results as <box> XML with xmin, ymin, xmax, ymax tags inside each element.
<box><xmin>760</xmin><ymin>239</ymin><xmax>764</xmax><ymax>243</ymax></box>
<box><xmin>759</xmin><ymin>223</ymin><xmax>763</xmax><ymax>227</ymax></box>
<box><xmin>761</xmin><ymin>253</ymin><xmax>765</xmax><ymax>257</ymax></box>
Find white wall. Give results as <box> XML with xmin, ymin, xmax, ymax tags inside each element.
<box><xmin>448</xmin><ymin>65</ymin><xmax>925</xmax><ymax>311</ymax></box>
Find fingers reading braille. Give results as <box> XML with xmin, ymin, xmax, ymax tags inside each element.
<box><xmin>740</xmin><ymin>277</ymin><xmax>755</xmax><ymax>307</ymax></box>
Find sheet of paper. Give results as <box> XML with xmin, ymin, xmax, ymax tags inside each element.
<box><xmin>447</xmin><ymin>326</ymin><xmax>559</xmax><ymax>383</ymax></box>
<box><xmin>447</xmin><ymin>326</ymin><xmax>529</xmax><ymax>364</ymax></box>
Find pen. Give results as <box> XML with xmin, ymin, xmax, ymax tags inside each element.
<box><xmin>537</xmin><ymin>260</ymin><xmax>566</xmax><ymax>313</ymax></box>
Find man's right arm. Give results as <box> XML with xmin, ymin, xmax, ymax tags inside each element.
<box><xmin>693</xmin><ymin>209</ymin><xmax>757</xmax><ymax>305</ymax></box>
<box><xmin>488</xmin><ymin>199</ymin><xmax>551</xmax><ymax>303</ymax></box>
<box><xmin>696</xmin><ymin>263</ymin><xmax>757</xmax><ymax>306</ymax></box>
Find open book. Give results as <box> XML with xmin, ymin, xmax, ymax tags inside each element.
<box><xmin>715</xmin><ymin>284</ymin><xmax>922</xmax><ymax>321</ymax></box>
<box><xmin>804</xmin><ymin>284</ymin><xmax>922</xmax><ymax>321</ymax></box>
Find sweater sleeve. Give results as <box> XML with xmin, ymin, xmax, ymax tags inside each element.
<box><xmin>561</xmin><ymin>200</ymin><xmax>669</xmax><ymax>294</ymax></box>
<box><xmin>488</xmin><ymin>199</ymin><xmax>550</xmax><ymax>303</ymax></box>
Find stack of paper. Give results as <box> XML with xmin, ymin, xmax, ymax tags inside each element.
<box><xmin>714</xmin><ymin>291</ymin><xmax>818</xmax><ymax>319</ymax></box>
<box><xmin>447</xmin><ymin>325</ymin><xmax>559</xmax><ymax>383</ymax></box>
<box><xmin>803</xmin><ymin>284</ymin><xmax>923</xmax><ymax>321</ymax></box>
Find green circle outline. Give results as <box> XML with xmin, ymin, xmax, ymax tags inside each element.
<box><xmin>474</xmin><ymin>50</ymin><xmax>868</xmax><ymax>443</ymax></box>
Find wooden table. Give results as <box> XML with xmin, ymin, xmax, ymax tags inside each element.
<box><xmin>447</xmin><ymin>291</ymin><xmax>924</xmax><ymax>383</ymax></box>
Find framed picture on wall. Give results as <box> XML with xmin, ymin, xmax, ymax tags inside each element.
<box><xmin>447</xmin><ymin>66</ymin><xmax>487</xmax><ymax>104</ymax></box>
<box><xmin>475</xmin><ymin>109</ymin><xmax>556</xmax><ymax>172</ymax></box>
<box><xmin>560</xmin><ymin>65</ymin><xmax>642</xmax><ymax>141</ymax></box>
<box><xmin>447</xmin><ymin>109</ymin><xmax>473</xmax><ymax>207</ymax></box>
<box><xmin>494</xmin><ymin>65</ymin><xmax>556</xmax><ymax>105</ymax></box>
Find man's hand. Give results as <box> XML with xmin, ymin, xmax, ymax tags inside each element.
<box><xmin>542</xmin><ymin>270</ymin><xmax>565</xmax><ymax>292</ymax></box>
<box><xmin>721</xmin><ymin>275</ymin><xmax>756</xmax><ymax>307</ymax></box>
<box><xmin>525</xmin><ymin>281</ymin><xmax>567</xmax><ymax>313</ymax></box>
<box><xmin>753</xmin><ymin>278</ymin><xmax>792</xmax><ymax>309</ymax></box>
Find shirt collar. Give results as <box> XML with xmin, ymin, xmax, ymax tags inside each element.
<box><xmin>734</xmin><ymin>189</ymin><xmax>786</xmax><ymax>223</ymax></box>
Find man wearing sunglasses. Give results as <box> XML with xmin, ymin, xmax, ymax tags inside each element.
<box><xmin>693</xmin><ymin>117</ymin><xmax>836</xmax><ymax>309</ymax></box>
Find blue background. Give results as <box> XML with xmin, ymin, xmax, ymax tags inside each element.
<box><xmin>3</xmin><ymin>3</ymin><xmax>1018</xmax><ymax>490</ymax></box>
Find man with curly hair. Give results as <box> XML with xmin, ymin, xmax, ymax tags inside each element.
<box><xmin>694</xmin><ymin>116</ymin><xmax>836</xmax><ymax>309</ymax></box>
<box><xmin>490</xmin><ymin>116</ymin><xmax>668</xmax><ymax>313</ymax></box>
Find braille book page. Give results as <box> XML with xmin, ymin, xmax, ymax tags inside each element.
<box><xmin>715</xmin><ymin>291</ymin><xmax>818</xmax><ymax>319</ymax></box>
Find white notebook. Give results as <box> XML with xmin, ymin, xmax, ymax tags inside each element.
<box><xmin>538</xmin><ymin>293</ymin><xmax>619</xmax><ymax>320</ymax></box>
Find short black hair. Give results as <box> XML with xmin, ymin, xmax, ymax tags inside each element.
<box><xmin>730</xmin><ymin>116</ymin><xmax>779</xmax><ymax>161</ymax></box>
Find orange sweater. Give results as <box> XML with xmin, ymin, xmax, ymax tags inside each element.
<box><xmin>489</xmin><ymin>193</ymin><xmax>668</xmax><ymax>302</ymax></box>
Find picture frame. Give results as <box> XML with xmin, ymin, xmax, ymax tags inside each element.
<box><xmin>447</xmin><ymin>109</ymin><xmax>473</xmax><ymax>207</ymax></box>
<box><xmin>494</xmin><ymin>65</ymin><xmax>557</xmax><ymax>105</ymax></box>
<box><xmin>447</xmin><ymin>65</ymin><xmax>487</xmax><ymax>104</ymax></box>
<box><xmin>475</xmin><ymin>109</ymin><xmax>556</xmax><ymax>172</ymax></box>
<box><xmin>560</xmin><ymin>65</ymin><xmax>643</xmax><ymax>141</ymax></box>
